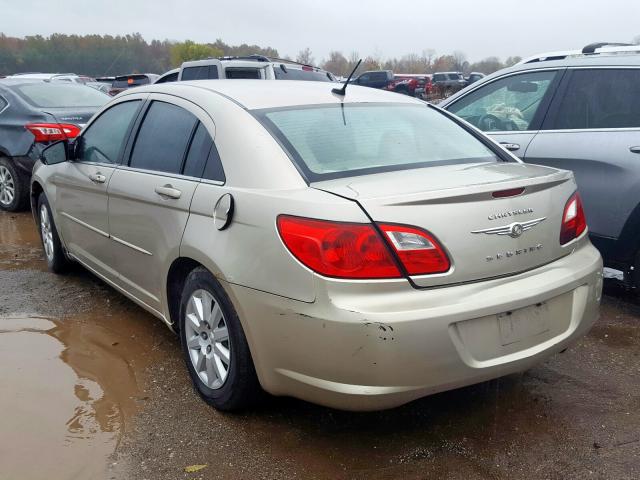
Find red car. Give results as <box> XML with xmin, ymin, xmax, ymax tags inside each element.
<box><xmin>385</xmin><ymin>74</ymin><xmax>432</xmax><ymax>97</ymax></box>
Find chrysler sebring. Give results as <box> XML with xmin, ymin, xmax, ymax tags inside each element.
<box><xmin>31</xmin><ymin>80</ymin><xmax>602</xmax><ymax>411</ymax></box>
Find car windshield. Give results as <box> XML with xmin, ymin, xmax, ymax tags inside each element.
<box><xmin>14</xmin><ymin>83</ymin><xmax>109</xmax><ymax>108</ymax></box>
<box><xmin>254</xmin><ymin>103</ymin><xmax>500</xmax><ymax>181</ymax></box>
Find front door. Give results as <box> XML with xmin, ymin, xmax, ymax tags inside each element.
<box><xmin>445</xmin><ymin>69</ymin><xmax>563</xmax><ymax>158</ymax></box>
<box><xmin>53</xmin><ymin>99</ymin><xmax>142</xmax><ymax>279</ymax></box>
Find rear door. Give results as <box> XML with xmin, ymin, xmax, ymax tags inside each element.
<box><xmin>53</xmin><ymin>98</ymin><xmax>142</xmax><ymax>279</ymax></box>
<box><xmin>445</xmin><ymin>69</ymin><xmax>563</xmax><ymax>157</ymax></box>
<box><xmin>107</xmin><ymin>95</ymin><xmax>206</xmax><ymax>313</ymax></box>
<box><xmin>525</xmin><ymin>67</ymin><xmax>640</xmax><ymax>240</ymax></box>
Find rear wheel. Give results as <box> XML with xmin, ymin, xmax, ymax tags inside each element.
<box><xmin>37</xmin><ymin>193</ymin><xmax>69</xmax><ymax>273</ymax></box>
<box><xmin>179</xmin><ymin>267</ymin><xmax>262</xmax><ymax>411</ymax></box>
<box><xmin>0</xmin><ymin>158</ymin><xmax>29</xmax><ymax>212</ymax></box>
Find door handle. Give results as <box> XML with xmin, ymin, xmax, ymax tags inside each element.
<box><xmin>500</xmin><ymin>142</ymin><xmax>521</xmax><ymax>151</ymax></box>
<box><xmin>630</xmin><ymin>146</ymin><xmax>640</xmax><ymax>154</ymax></box>
<box><xmin>154</xmin><ymin>185</ymin><xmax>182</xmax><ymax>199</ymax></box>
<box><xmin>88</xmin><ymin>173</ymin><xmax>106</xmax><ymax>183</ymax></box>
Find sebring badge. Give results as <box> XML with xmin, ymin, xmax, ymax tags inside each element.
<box><xmin>471</xmin><ymin>217</ymin><xmax>546</xmax><ymax>238</ymax></box>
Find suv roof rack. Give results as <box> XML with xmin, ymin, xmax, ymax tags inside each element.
<box><xmin>518</xmin><ymin>42</ymin><xmax>640</xmax><ymax>65</ymax></box>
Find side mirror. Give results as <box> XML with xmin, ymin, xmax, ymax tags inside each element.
<box><xmin>40</xmin><ymin>140</ymin><xmax>69</xmax><ymax>165</ymax></box>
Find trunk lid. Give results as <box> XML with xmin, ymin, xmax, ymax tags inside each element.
<box><xmin>43</xmin><ymin>107</ymin><xmax>97</xmax><ymax>129</ymax></box>
<box><xmin>313</xmin><ymin>162</ymin><xmax>577</xmax><ymax>287</ymax></box>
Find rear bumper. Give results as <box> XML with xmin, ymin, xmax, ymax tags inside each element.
<box><xmin>226</xmin><ymin>240</ymin><xmax>602</xmax><ymax>411</ymax></box>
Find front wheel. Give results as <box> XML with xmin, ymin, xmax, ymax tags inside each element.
<box><xmin>37</xmin><ymin>193</ymin><xmax>69</xmax><ymax>273</ymax></box>
<box><xmin>179</xmin><ymin>267</ymin><xmax>262</xmax><ymax>411</ymax></box>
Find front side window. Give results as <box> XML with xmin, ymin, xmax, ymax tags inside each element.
<box><xmin>448</xmin><ymin>70</ymin><xmax>557</xmax><ymax>132</ymax></box>
<box><xmin>255</xmin><ymin>103</ymin><xmax>501</xmax><ymax>182</ymax></box>
<box><xmin>77</xmin><ymin>100</ymin><xmax>140</xmax><ymax>164</ymax></box>
<box><xmin>550</xmin><ymin>69</ymin><xmax>640</xmax><ymax>129</ymax></box>
<box><xmin>129</xmin><ymin>101</ymin><xmax>197</xmax><ymax>174</ymax></box>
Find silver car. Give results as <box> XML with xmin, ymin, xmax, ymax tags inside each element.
<box><xmin>31</xmin><ymin>80</ymin><xmax>603</xmax><ymax>411</ymax></box>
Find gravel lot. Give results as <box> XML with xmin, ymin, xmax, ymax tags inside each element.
<box><xmin>1</xmin><ymin>210</ymin><xmax>638</xmax><ymax>479</ymax></box>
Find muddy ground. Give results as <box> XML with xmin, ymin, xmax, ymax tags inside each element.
<box><xmin>1</xmin><ymin>210</ymin><xmax>639</xmax><ymax>480</ymax></box>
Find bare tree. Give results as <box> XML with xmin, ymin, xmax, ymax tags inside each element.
<box><xmin>296</xmin><ymin>47</ymin><xmax>314</xmax><ymax>65</ymax></box>
<box><xmin>322</xmin><ymin>51</ymin><xmax>349</xmax><ymax>76</ymax></box>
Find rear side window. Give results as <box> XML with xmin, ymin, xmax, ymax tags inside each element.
<box><xmin>182</xmin><ymin>65</ymin><xmax>219</xmax><ymax>81</ymax></box>
<box><xmin>129</xmin><ymin>101</ymin><xmax>197</xmax><ymax>174</ymax></box>
<box><xmin>182</xmin><ymin>123</ymin><xmax>225</xmax><ymax>182</ymax></box>
<box><xmin>550</xmin><ymin>69</ymin><xmax>640</xmax><ymax>129</ymax></box>
<box><xmin>155</xmin><ymin>72</ymin><xmax>178</xmax><ymax>84</ymax></box>
<box><xmin>225</xmin><ymin>68</ymin><xmax>261</xmax><ymax>79</ymax></box>
<box><xmin>77</xmin><ymin>100</ymin><xmax>141</xmax><ymax>164</ymax></box>
<box><xmin>447</xmin><ymin>70</ymin><xmax>557</xmax><ymax>132</ymax></box>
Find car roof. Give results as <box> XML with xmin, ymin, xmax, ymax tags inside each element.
<box><xmin>130</xmin><ymin>79</ymin><xmax>423</xmax><ymax>110</ymax></box>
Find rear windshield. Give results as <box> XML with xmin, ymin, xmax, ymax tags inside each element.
<box><xmin>274</xmin><ymin>67</ymin><xmax>334</xmax><ymax>82</ymax></box>
<box><xmin>255</xmin><ymin>103</ymin><xmax>501</xmax><ymax>181</ymax></box>
<box><xmin>113</xmin><ymin>76</ymin><xmax>152</xmax><ymax>88</ymax></box>
<box><xmin>14</xmin><ymin>83</ymin><xmax>109</xmax><ymax>108</ymax></box>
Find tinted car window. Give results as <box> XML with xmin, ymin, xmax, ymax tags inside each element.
<box><xmin>0</xmin><ymin>95</ymin><xmax>7</xmax><ymax>111</ymax></box>
<box><xmin>182</xmin><ymin>65</ymin><xmax>219</xmax><ymax>80</ymax></box>
<box><xmin>183</xmin><ymin>123</ymin><xmax>212</xmax><ymax>177</ymax></box>
<box><xmin>225</xmin><ymin>68</ymin><xmax>261</xmax><ymax>79</ymax></box>
<box><xmin>14</xmin><ymin>83</ymin><xmax>109</xmax><ymax>108</ymax></box>
<box><xmin>155</xmin><ymin>71</ymin><xmax>179</xmax><ymax>84</ymax></box>
<box><xmin>551</xmin><ymin>69</ymin><xmax>640</xmax><ymax>129</ymax></box>
<box><xmin>202</xmin><ymin>144</ymin><xmax>225</xmax><ymax>182</ymax></box>
<box><xmin>129</xmin><ymin>101</ymin><xmax>197</xmax><ymax>174</ymax></box>
<box><xmin>77</xmin><ymin>100</ymin><xmax>140</xmax><ymax>164</ymax></box>
<box><xmin>257</xmin><ymin>103</ymin><xmax>500</xmax><ymax>182</ymax></box>
<box><xmin>433</xmin><ymin>74</ymin><xmax>445</xmax><ymax>81</ymax></box>
<box><xmin>448</xmin><ymin>70</ymin><xmax>557</xmax><ymax>131</ymax></box>
<box><xmin>274</xmin><ymin>67</ymin><xmax>333</xmax><ymax>82</ymax></box>
<box><xmin>112</xmin><ymin>75</ymin><xmax>152</xmax><ymax>89</ymax></box>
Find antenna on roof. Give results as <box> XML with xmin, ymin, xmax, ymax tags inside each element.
<box><xmin>332</xmin><ymin>59</ymin><xmax>362</xmax><ymax>96</ymax></box>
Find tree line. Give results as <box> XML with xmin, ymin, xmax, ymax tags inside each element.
<box><xmin>0</xmin><ymin>32</ymin><xmax>521</xmax><ymax>77</ymax></box>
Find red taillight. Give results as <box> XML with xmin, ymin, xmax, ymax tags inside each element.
<box><xmin>277</xmin><ymin>216</ymin><xmax>451</xmax><ymax>279</ymax></box>
<box><xmin>277</xmin><ymin>216</ymin><xmax>401</xmax><ymax>279</ymax></box>
<box><xmin>560</xmin><ymin>192</ymin><xmax>587</xmax><ymax>245</ymax></box>
<box><xmin>379</xmin><ymin>223</ymin><xmax>450</xmax><ymax>275</ymax></box>
<box><xmin>25</xmin><ymin>123</ymin><xmax>80</xmax><ymax>143</ymax></box>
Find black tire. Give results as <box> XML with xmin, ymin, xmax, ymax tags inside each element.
<box><xmin>0</xmin><ymin>157</ymin><xmax>29</xmax><ymax>212</ymax></box>
<box><xmin>179</xmin><ymin>267</ymin><xmax>262</xmax><ymax>411</ymax></box>
<box><xmin>37</xmin><ymin>193</ymin><xmax>69</xmax><ymax>273</ymax></box>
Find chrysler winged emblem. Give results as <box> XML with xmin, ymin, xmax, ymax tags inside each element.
<box><xmin>471</xmin><ymin>217</ymin><xmax>546</xmax><ymax>238</ymax></box>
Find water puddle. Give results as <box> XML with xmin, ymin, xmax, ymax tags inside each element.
<box><xmin>0</xmin><ymin>211</ymin><xmax>46</xmax><ymax>271</ymax></box>
<box><xmin>0</xmin><ymin>308</ymin><xmax>169</xmax><ymax>480</ymax></box>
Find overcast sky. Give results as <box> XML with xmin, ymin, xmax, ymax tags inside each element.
<box><xmin>2</xmin><ymin>0</ymin><xmax>639</xmax><ymax>62</ymax></box>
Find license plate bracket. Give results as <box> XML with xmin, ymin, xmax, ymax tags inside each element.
<box><xmin>497</xmin><ymin>302</ymin><xmax>550</xmax><ymax>346</ymax></box>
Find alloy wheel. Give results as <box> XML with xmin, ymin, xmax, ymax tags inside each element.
<box><xmin>184</xmin><ymin>289</ymin><xmax>231</xmax><ymax>389</ymax></box>
<box><xmin>40</xmin><ymin>204</ymin><xmax>54</xmax><ymax>261</ymax></box>
<box><xmin>0</xmin><ymin>165</ymin><xmax>15</xmax><ymax>207</ymax></box>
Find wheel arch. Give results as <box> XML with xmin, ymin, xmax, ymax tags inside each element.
<box><xmin>165</xmin><ymin>257</ymin><xmax>203</xmax><ymax>332</ymax></box>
